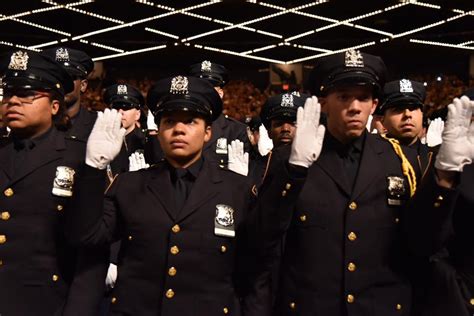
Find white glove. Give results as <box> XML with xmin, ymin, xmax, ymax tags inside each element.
<box><xmin>128</xmin><ymin>151</ymin><xmax>150</xmax><ymax>171</ymax></box>
<box><xmin>435</xmin><ymin>96</ymin><xmax>474</xmax><ymax>172</ymax></box>
<box><xmin>147</xmin><ymin>110</ymin><xmax>158</xmax><ymax>131</ymax></box>
<box><xmin>257</xmin><ymin>124</ymin><xmax>273</xmax><ymax>156</ymax></box>
<box><xmin>426</xmin><ymin>117</ymin><xmax>444</xmax><ymax>147</ymax></box>
<box><xmin>371</xmin><ymin>128</ymin><xmax>378</xmax><ymax>134</ymax></box>
<box><xmin>227</xmin><ymin>140</ymin><xmax>249</xmax><ymax>176</ymax></box>
<box><xmin>86</xmin><ymin>108</ymin><xmax>126</xmax><ymax>170</ymax></box>
<box><xmin>366</xmin><ymin>114</ymin><xmax>373</xmax><ymax>132</ymax></box>
<box><xmin>289</xmin><ymin>96</ymin><xmax>326</xmax><ymax>168</ymax></box>
<box><xmin>105</xmin><ymin>263</ymin><xmax>118</xmax><ymax>289</ymax></box>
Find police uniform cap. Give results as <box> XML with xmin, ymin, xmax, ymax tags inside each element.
<box><xmin>379</xmin><ymin>79</ymin><xmax>426</xmax><ymax>113</ymax></box>
<box><xmin>189</xmin><ymin>61</ymin><xmax>229</xmax><ymax>87</ymax></box>
<box><xmin>42</xmin><ymin>47</ymin><xmax>94</xmax><ymax>79</ymax></box>
<box><xmin>1</xmin><ymin>50</ymin><xmax>74</xmax><ymax>96</ymax></box>
<box><xmin>103</xmin><ymin>83</ymin><xmax>145</xmax><ymax>109</ymax></box>
<box><xmin>147</xmin><ymin>75</ymin><xmax>222</xmax><ymax>122</ymax></box>
<box><xmin>260</xmin><ymin>92</ymin><xmax>309</xmax><ymax>129</ymax></box>
<box><xmin>306</xmin><ymin>49</ymin><xmax>387</xmax><ymax>97</ymax></box>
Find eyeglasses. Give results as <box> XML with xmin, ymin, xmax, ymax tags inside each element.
<box><xmin>1</xmin><ymin>90</ymin><xmax>50</xmax><ymax>105</ymax></box>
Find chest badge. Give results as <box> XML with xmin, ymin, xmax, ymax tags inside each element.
<box><xmin>215</xmin><ymin>204</ymin><xmax>235</xmax><ymax>237</ymax></box>
<box><xmin>52</xmin><ymin>166</ymin><xmax>75</xmax><ymax>197</ymax></box>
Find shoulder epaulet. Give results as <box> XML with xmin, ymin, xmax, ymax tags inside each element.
<box><xmin>380</xmin><ymin>134</ymin><xmax>417</xmax><ymax>197</ymax></box>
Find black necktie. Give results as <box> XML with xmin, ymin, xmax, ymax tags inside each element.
<box><xmin>343</xmin><ymin>145</ymin><xmax>359</xmax><ymax>190</ymax></box>
<box><xmin>174</xmin><ymin>168</ymin><xmax>189</xmax><ymax>212</ymax></box>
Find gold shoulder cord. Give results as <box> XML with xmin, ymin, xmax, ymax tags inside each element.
<box><xmin>380</xmin><ymin>135</ymin><xmax>417</xmax><ymax>197</ymax></box>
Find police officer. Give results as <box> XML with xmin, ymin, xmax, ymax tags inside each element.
<box><xmin>66</xmin><ymin>75</ymin><xmax>272</xmax><ymax>315</ymax></box>
<box><xmin>42</xmin><ymin>47</ymin><xmax>96</xmax><ymax>141</ymax></box>
<box><xmin>257</xmin><ymin>49</ymin><xmax>461</xmax><ymax>316</ymax></box>
<box><xmin>380</xmin><ymin>79</ymin><xmax>433</xmax><ymax>180</ymax></box>
<box><xmin>0</xmin><ymin>50</ymin><xmax>107</xmax><ymax>315</ymax></box>
<box><xmin>103</xmin><ymin>83</ymin><xmax>146</xmax><ymax>178</ymax></box>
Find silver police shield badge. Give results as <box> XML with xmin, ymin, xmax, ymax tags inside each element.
<box><xmin>344</xmin><ymin>49</ymin><xmax>364</xmax><ymax>68</ymax></box>
<box><xmin>117</xmin><ymin>84</ymin><xmax>128</xmax><ymax>95</ymax></box>
<box><xmin>8</xmin><ymin>51</ymin><xmax>29</xmax><ymax>70</ymax></box>
<box><xmin>281</xmin><ymin>94</ymin><xmax>294</xmax><ymax>107</ymax></box>
<box><xmin>216</xmin><ymin>137</ymin><xmax>228</xmax><ymax>155</ymax></box>
<box><xmin>170</xmin><ymin>76</ymin><xmax>189</xmax><ymax>94</ymax></box>
<box><xmin>215</xmin><ymin>204</ymin><xmax>235</xmax><ymax>237</ymax></box>
<box><xmin>399</xmin><ymin>79</ymin><xmax>414</xmax><ymax>93</ymax></box>
<box><xmin>55</xmin><ymin>48</ymin><xmax>70</xmax><ymax>62</ymax></box>
<box><xmin>387</xmin><ymin>175</ymin><xmax>406</xmax><ymax>205</ymax></box>
<box><xmin>52</xmin><ymin>166</ymin><xmax>76</xmax><ymax>197</ymax></box>
<box><xmin>201</xmin><ymin>60</ymin><xmax>212</xmax><ymax>72</ymax></box>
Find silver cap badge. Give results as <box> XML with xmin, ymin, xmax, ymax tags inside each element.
<box><xmin>55</xmin><ymin>48</ymin><xmax>70</xmax><ymax>62</ymax></box>
<box><xmin>201</xmin><ymin>60</ymin><xmax>212</xmax><ymax>72</ymax></box>
<box><xmin>117</xmin><ymin>84</ymin><xmax>128</xmax><ymax>95</ymax></box>
<box><xmin>344</xmin><ymin>49</ymin><xmax>364</xmax><ymax>68</ymax></box>
<box><xmin>399</xmin><ymin>79</ymin><xmax>414</xmax><ymax>93</ymax></box>
<box><xmin>170</xmin><ymin>76</ymin><xmax>189</xmax><ymax>94</ymax></box>
<box><xmin>8</xmin><ymin>51</ymin><xmax>29</xmax><ymax>71</ymax></box>
<box><xmin>281</xmin><ymin>94</ymin><xmax>294</xmax><ymax>107</ymax></box>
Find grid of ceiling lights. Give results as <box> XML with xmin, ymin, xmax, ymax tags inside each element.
<box><xmin>0</xmin><ymin>0</ymin><xmax>471</xmax><ymax>64</ymax></box>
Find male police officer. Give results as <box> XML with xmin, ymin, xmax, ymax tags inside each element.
<box><xmin>380</xmin><ymin>79</ymin><xmax>433</xmax><ymax>180</ymax></box>
<box><xmin>0</xmin><ymin>50</ymin><xmax>107</xmax><ymax>315</ymax></box>
<box><xmin>257</xmin><ymin>49</ymin><xmax>461</xmax><ymax>316</ymax></box>
<box><xmin>66</xmin><ymin>75</ymin><xmax>274</xmax><ymax>315</ymax></box>
<box><xmin>42</xmin><ymin>47</ymin><xmax>96</xmax><ymax>141</ymax></box>
<box><xmin>103</xmin><ymin>83</ymin><xmax>146</xmax><ymax>177</ymax></box>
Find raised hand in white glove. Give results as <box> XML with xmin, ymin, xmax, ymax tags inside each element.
<box><xmin>128</xmin><ymin>151</ymin><xmax>150</xmax><ymax>171</ymax></box>
<box><xmin>105</xmin><ymin>263</ymin><xmax>118</xmax><ymax>289</ymax></box>
<box><xmin>426</xmin><ymin>117</ymin><xmax>444</xmax><ymax>147</ymax></box>
<box><xmin>257</xmin><ymin>124</ymin><xmax>273</xmax><ymax>156</ymax></box>
<box><xmin>435</xmin><ymin>96</ymin><xmax>474</xmax><ymax>172</ymax></box>
<box><xmin>228</xmin><ymin>139</ymin><xmax>249</xmax><ymax>176</ymax></box>
<box><xmin>86</xmin><ymin>108</ymin><xmax>126</xmax><ymax>170</ymax></box>
<box><xmin>147</xmin><ymin>110</ymin><xmax>158</xmax><ymax>131</ymax></box>
<box><xmin>289</xmin><ymin>96</ymin><xmax>326</xmax><ymax>168</ymax></box>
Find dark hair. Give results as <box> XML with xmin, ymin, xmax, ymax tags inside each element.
<box><xmin>49</xmin><ymin>90</ymin><xmax>71</xmax><ymax>131</ymax></box>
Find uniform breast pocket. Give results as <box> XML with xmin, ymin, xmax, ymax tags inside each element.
<box><xmin>199</xmin><ymin>235</ymin><xmax>235</xmax><ymax>279</ymax></box>
<box><xmin>292</xmin><ymin>205</ymin><xmax>328</xmax><ymax>230</ymax></box>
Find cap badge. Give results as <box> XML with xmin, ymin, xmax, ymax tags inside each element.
<box><xmin>399</xmin><ymin>79</ymin><xmax>414</xmax><ymax>93</ymax></box>
<box><xmin>170</xmin><ymin>76</ymin><xmax>189</xmax><ymax>94</ymax></box>
<box><xmin>8</xmin><ymin>51</ymin><xmax>29</xmax><ymax>71</ymax></box>
<box><xmin>201</xmin><ymin>60</ymin><xmax>212</xmax><ymax>72</ymax></box>
<box><xmin>55</xmin><ymin>48</ymin><xmax>70</xmax><ymax>62</ymax></box>
<box><xmin>281</xmin><ymin>94</ymin><xmax>294</xmax><ymax>107</ymax></box>
<box><xmin>117</xmin><ymin>84</ymin><xmax>128</xmax><ymax>95</ymax></box>
<box><xmin>291</xmin><ymin>91</ymin><xmax>301</xmax><ymax>97</ymax></box>
<box><xmin>345</xmin><ymin>49</ymin><xmax>364</xmax><ymax>68</ymax></box>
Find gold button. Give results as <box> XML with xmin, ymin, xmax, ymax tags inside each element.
<box><xmin>434</xmin><ymin>202</ymin><xmax>441</xmax><ymax>208</ymax></box>
<box><xmin>128</xmin><ymin>235</ymin><xmax>133</xmax><ymax>241</ymax></box>
<box><xmin>395</xmin><ymin>217</ymin><xmax>400</xmax><ymax>223</ymax></box>
<box><xmin>348</xmin><ymin>262</ymin><xmax>356</xmax><ymax>272</ymax></box>
<box><xmin>349</xmin><ymin>202</ymin><xmax>357</xmax><ymax>211</ymax></box>
<box><xmin>347</xmin><ymin>294</ymin><xmax>355</xmax><ymax>303</ymax></box>
<box><xmin>52</xmin><ymin>274</ymin><xmax>59</xmax><ymax>282</ymax></box>
<box><xmin>223</xmin><ymin>307</ymin><xmax>229</xmax><ymax>314</ymax></box>
<box><xmin>168</xmin><ymin>267</ymin><xmax>177</xmax><ymax>277</ymax></box>
<box><xmin>220</xmin><ymin>245</ymin><xmax>227</xmax><ymax>253</ymax></box>
<box><xmin>396</xmin><ymin>303</ymin><xmax>402</xmax><ymax>310</ymax></box>
<box><xmin>165</xmin><ymin>289</ymin><xmax>175</xmax><ymax>299</ymax></box>
<box><xmin>348</xmin><ymin>232</ymin><xmax>357</xmax><ymax>241</ymax></box>
<box><xmin>281</xmin><ymin>190</ymin><xmax>287</xmax><ymax>197</ymax></box>
<box><xmin>4</xmin><ymin>188</ymin><xmax>13</xmax><ymax>197</ymax></box>
<box><xmin>56</xmin><ymin>205</ymin><xmax>64</xmax><ymax>211</ymax></box>
<box><xmin>285</xmin><ymin>183</ymin><xmax>291</xmax><ymax>190</ymax></box>
<box><xmin>0</xmin><ymin>260</ymin><xmax>3</xmax><ymax>266</ymax></box>
<box><xmin>1</xmin><ymin>212</ymin><xmax>10</xmax><ymax>221</ymax></box>
<box><xmin>437</xmin><ymin>195</ymin><xmax>444</xmax><ymax>201</ymax></box>
<box><xmin>299</xmin><ymin>215</ymin><xmax>306</xmax><ymax>222</ymax></box>
<box><xmin>111</xmin><ymin>297</ymin><xmax>117</xmax><ymax>304</ymax></box>
<box><xmin>0</xmin><ymin>235</ymin><xmax>6</xmax><ymax>244</ymax></box>
<box><xmin>289</xmin><ymin>302</ymin><xmax>296</xmax><ymax>309</ymax></box>
<box><xmin>470</xmin><ymin>298</ymin><xmax>474</xmax><ymax>305</ymax></box>
<box><xmin>172</xmin><ymin>224</ymin><xmax>181</xmax><ymax>233</ymax></box>
<box><xmin>170</xmin><ymin>246</ymin><xmax>179</xmax><ymax>255</ymax></box>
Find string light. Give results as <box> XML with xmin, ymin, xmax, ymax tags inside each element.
<box><xmin>410</xmin><ymin>39</ymin><xmax>474</xmax><ymax>50</ymax></box>
<box><xmin>92</xmin><ymin>44</ymin><xmax>167</xmax><ymax>61</ymax></box>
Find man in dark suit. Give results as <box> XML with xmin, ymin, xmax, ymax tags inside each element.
<box><xmin>42</xmin><ymin>47</ymin><xmax>96</xmax><ymax>141</ymax></box>
<box><xmin>67</xmin><ymin>75</ymin><xmax>275</xmax><ymax>315</ymax></box>
<box><xmin>0</xmin><ymin>50</ymin><xmax>107</xmax><ymax>315</ymax></box>
<box><xmin>257</xmin><ymin>49</ymin><xmax>460</xmax><ymax>316</ymax></box>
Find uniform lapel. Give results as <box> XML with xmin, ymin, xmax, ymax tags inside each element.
<box><xmin>316</xmin><ymin>138</ymin><xmax>351</xmax><ymax>197</ymax></box>
<box><xmin>147</xmin><ymin>163</ymin><xmax>177</xmax><ymax>221</ymax></box>
<box><xmin>0</xmin><ymin>141</ymin><xmax>14</xmax><ymax>185</ymax></box>
<box><xmin>351</xmin><ymin>134</ymin><xmax>384</xmax><ymax>200</ymax></box>
<box><xmin>176</xmin><ymin>160</ymin><xmax>222</xmax><ymax>222</ymax></box>
<box><xmin>9</xmin><ymin>129</ymin><xmax>65</xmax><ymax>186</ymax></box>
